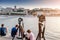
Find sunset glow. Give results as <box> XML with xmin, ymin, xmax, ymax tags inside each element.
<box><xmin>0</xmin><ymin>0</ymin><xmax>60</xmax><ymax>9</ymax></box>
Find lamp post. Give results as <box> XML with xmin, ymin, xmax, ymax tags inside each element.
<box><xmin>17</xmin><ymin>18</ymin><xmax>23</xmax><ymax>39</ymax></box>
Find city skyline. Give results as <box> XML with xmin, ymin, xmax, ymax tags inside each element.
<box><xmin>0</xmin><ymin>0</ymin><xmax>60</xmax><ymax>9</ymax></box>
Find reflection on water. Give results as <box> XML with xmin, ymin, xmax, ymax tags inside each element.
<box><xmin>45</xmin><ymin>16</ymin><xmax>60</xmax><ymax>40</ymax></box>
<box><xmin>0</xmin><ymin>16</ymin><xmax>60</xmax><ymax>40</ymax></box>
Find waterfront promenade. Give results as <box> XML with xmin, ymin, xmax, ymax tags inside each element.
<box><xmin>1</xmin><ymin>15</ymin><xmax>60</xmax><ymax>40</ymax></box>
<box><xmin>0</xmin><ymin>36</ymin><xmax>44</xmax><ymax>40</ymax></box>
<box><xmin>0</xmin><ymin>36</ymin><xmax>24</xmax><ymax>40</ymax></box>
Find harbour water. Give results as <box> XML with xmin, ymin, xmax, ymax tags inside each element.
<box><xmin>0</xmin><ymin>15</ymin><xmax>60</xmax><ymax>40</ymax></box>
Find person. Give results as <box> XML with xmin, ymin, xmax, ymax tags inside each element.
<box><xmin>11</xmin><ymin>24</ymin><xmax>18</xmax><ymax>40</ymax></box>
<box><xmin>0</xmin><ymin>24</ymin><xmax>7</xmax><ymax>36</ymax></box>
<box><xmin>26</xmin><ymin>29</ymin><xmax>36</xmax><ymax>40</ymax></box>
<box><xmin>40</xmin><ymin>15</ymin><xmax>46</xmax><ymax>40</ymax></box>
<box><xmin>36</xmin><ymin>15</ymin><xmax>46</xmax><ymax>40</ymax></box>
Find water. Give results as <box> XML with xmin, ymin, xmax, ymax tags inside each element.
<box><xmin>0</xmin><ymin>15</ymin><xmax>38</xmax><ymax>38</ymax></box>
<box><xmin>0</xmin><ymin>15</ymin><xmax>60</xmax><ymax>40</ymax></box>
<box><xmin>45</xmin><ymin>16</ymin><xmax>60</xmax><ymax>40</ymax></box>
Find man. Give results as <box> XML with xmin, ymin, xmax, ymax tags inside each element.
<box><xmin>26</xmin><ymin>29</ymin><xmax>36</xmax><ymax>40</ymax></box>
<box><xmin>0</xmin><ymin>24</ymin><xmax>7</xmax><ymax>36</ymax></box>
<box><xmin>40</xmin><ymin>15</ymin><xmax>46</xmax><ymax>40</ymax></box>
<box><xmin>11</xmin><ymin>24</ymin><xmax>18</xmax><ymax>40</ymax></box>
<box><xmin>36</xmin><ymin>15</ymin><xmax>46</xmax><ymax>40</ymax></box>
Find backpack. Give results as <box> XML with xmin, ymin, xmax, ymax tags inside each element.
<box><xmin>11</xmin><ymin>27</ymin><xmax>18</xmax><ymax>37</ymax></box>
<box><xmin>0</xmin><ymin>28</ymin><xmax>1</xmax><ymax>35</ymax></box>
<box><xmin>1</xmin><ymin>27</ymin><xmax>6</xmax><ymax>36</ymax></box>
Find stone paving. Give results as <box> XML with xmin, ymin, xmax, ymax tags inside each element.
<box><xmin>0</xmin><ymin>36</ymin><xmax>44</xmax><ymax>40</ymax></box>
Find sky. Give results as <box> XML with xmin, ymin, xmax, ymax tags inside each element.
<box><xmin>0</xmin><ymin>0</ymin><xmax>60</xmax><ymax>9</ymax></box>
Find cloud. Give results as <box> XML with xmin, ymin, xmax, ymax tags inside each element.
<box><xmin>0</xmin><ymin>0</ymin><xmax>60</xmax><ymax>9</ymax></box>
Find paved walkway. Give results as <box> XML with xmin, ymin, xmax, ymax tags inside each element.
<box><xmin>0</xmin><ymin>36</ymin><xmax>25</xmax><ymax>40</ymax></box>
<box><xmin>0</xmin><ymin>37</ymin><xmax>44</xmax><ymax>40</ymax></box>
<box><xmin>0</xmin><ymin>35</ymin><xmax>44</xmax><ymax>40</ymax></box>
<box><xmin>0</xmin><ymin>36</ymin><xmax>44</xmax><ymax>40</ymax></box>
<box><xmin>0</xmin><ymin>35</ymin><xmax>25</xmax><ymax>40</ymax></box>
